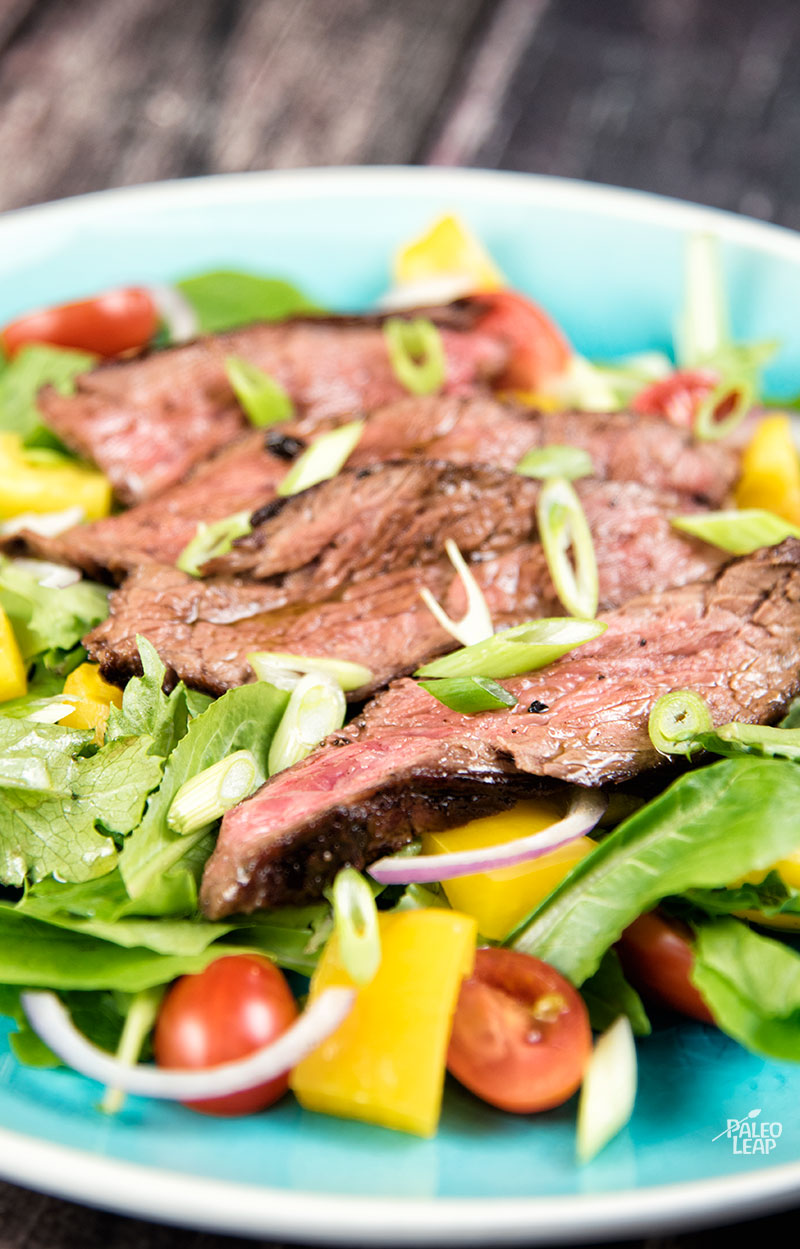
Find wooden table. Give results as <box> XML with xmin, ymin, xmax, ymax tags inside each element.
<box><xmin>1</xmin><ymin>0</ymin><xmax>798</xmax><ymax>1245</ymax></box>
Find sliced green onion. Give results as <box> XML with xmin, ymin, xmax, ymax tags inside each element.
<box><xmin>332</xmin><ymin>866</ymin><xmax>381</xmax><ymax>986</ymax></box>
<box><xmin>547</xmin><ymin>352</ymin><xmax>673</xmax><ymax>413</ymax></box>
<box><xmin>693</xmin><ymin>375</ymin><xmax>753</xmax><ymax>441</ymax></box>
<box><xmin>648</xmin><ymin>690</ymin><xmax>712</xmax><ymax>756</ymax></box>
<box><xmin>671</xmin><ymin>509</ymin><xmax>800</xmax><ymax>555</ymax></box>
<box><xmin>276</xmin><ymin>420</ymin><xmax>364</xmax><ymax>498</ymax></box>
<box><xmin>176</xmin><ymin>510</ymin><xmax>252</xmax><ymax>577</ymax></box>
<box><xmin>537</xmin><ymin>476</ymin><xmax>599</xmax><ymax>619</ymax></box>
<box><xmin>675</xmin><ymin>233</ymin><xmax>728</xmax><ymax>369</ymax></box>
<box><xmin>100</xmin><ymin>987</ymin><xmax>164</xmax><ymax>1115</ymax></box>
<box><xmin>419</xmin><ymin>538</ymin><xmax>493</xmax><ymax>646</ymax></box>
<box><xmin>167</xmin><ymin>750</ymin><xmax>259</xmax><ymax>834</ymax></box>
<box><xmin>268</xmin><ymin>672</ymin><xmax>346</xmax><ymax>775</ymax></box>
<box><xmin>576</xmin><ymin>1016</ymin><xmax>637</xmax><ymax>1164</ymax></box>
<box><xmin>415</xmin><ymin>617</ymin><xmax>607</xmax><ymax>680</ymax></box>
<box><xmin>516</xmin><ymin>445</ymin><xmax>593</xmax><ymax>481</ymax></box>
<box><xmin>383</xmin><ymin>317</ymin><xmax>446</xmax><ymax>396</ymax></box>
<box><xmin>248</xmin><ymin>650</ymin><xmax>373</xmax><ymax>692</ymax></box>
<box><xmin>697</xmin><ymin>721</ymin><xmax>800</xmax><ymax>762</ymax></box>
<box><xmin>225</xmin><ymin>355</ymin><xmax>294</xmax><ymax>427</ymax></box>
<box><xmin>418</xmin><ymin>676</ymin><xmax>516</xmax><ymax>714</ymax></box>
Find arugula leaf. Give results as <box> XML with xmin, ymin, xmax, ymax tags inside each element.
<box><xmin>105</xmin><ymin>636</ymin><xmax>188</xmax><ymax>757</ymax></box>
<box><xmin>176</xmin><ymin>271</ymin><xmax>320</xmax><ymax>334</ymax></box>
<box><xmin>0</xmin><ymin>559</ymin><xmax>108</xmax><ymax>659</ymax></box>
<box><xmin>119</xmin><ymin>682</ymin><xmax>288</xmax><ymax>908</ymax></box>
<box><xmin>510</xmin><ymin>757</ymin><xmax>800</xmax><ymax>984</ymax></box>
<box><xmin>0</xmin><ymin>344</ymin><xmax>94</xmax><ymax>444</ymax></box>
<box><xmin>691</xmin><ymin>918</ymin><xmax>800</xmax><ymax>1061</ymax></box>
<box><xmin>580</xmin><ymin>949</ymin><xmax>651</xmax><ymax>1036</ymax></box>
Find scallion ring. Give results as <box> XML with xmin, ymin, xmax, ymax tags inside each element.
<box><xmin>415</xmin><ymin>617</ymin><xmax>606</xmax><ymax>680</ymax></box>
<box><xmin>418</xmin><ymin>676</ymin><xmax>516</xmax><ymax>714</ymax></box>
<box><xmin>248</xmin><ymin>650</ymin><xmax>373</xmax><ymax>692</ymax></box>
<box><xmin>419</xmin><ymin>538</ymin><xmax>493</xmax><ymax>646</ymax></box>
<box><xmin>268</xmin><ymin>672</ymin><xmax>346</xmax><ymax>775</ymax></box>
<box><xmin>537</xmin><ymin>476</ymin><xmax>599</xmax><ymax>619</ymax></box>
<box><xmin>277</xmin><ymin>420</ymin><xmax>364</xmax><ymax>498</ymax></box>
<box><xmin>176</xmin><ymin>510</ymin><xmax>252</xmax><ymax>577</ymax></box>
<box><xmin>225</xmin><ymin>356</ymin><xmax>294</xmax><ymax>427</ymax></box>
<box><xmin>648</xmin><ymin>690</ymin><xmax>712</xmax><ymax>756</ymax></box>
<box><xmin>516</xmin><ymin>444</ymin><xmax>594</xmax><ymax>481</ymax></box>
<box><xmin>693</xmin><ymin>375</ymin><xmax>753</xmax><ymax>441</ymax></box>
<box><xmin>332</xmin><ymin>866</ymin><xmax>381</xmax><ymax>986</ymax></box>
<box><xmin>167</xmin><ymin>750</ymin><xmax>259</xmax><ymax>834</ymax></box>
<box><xmin>383</xmin><ymin>317</ymin><xmax>446</xmax><ymax>396</ymax></box>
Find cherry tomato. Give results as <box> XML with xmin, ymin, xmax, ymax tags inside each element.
<box><xmin>1</xmin><ymin>287</ymin><xmax>158</xmax><ymax>358</ymax></box>
<box><xmin>446</xmin><ymin>947</ymin><xmax>592</xmax><ymax>1114</ymax></box>
<box><xmin>153</xmin><ymin>954</ymin><xmax>299</xmax><ymax>1116</ymax></box>
<box><xmin>473</xmin><ymin>290</ymin><xmax>571</xmax><ymax>390</ymax></box>
<box><xmin>616</xmin><ymin>911</ymin><xmax>715</xmax><ymax>1025</ymax></box>
<box><xmin>631</xmin><ymin>369</ymin><xmax>717</xmax><ymax>428</ymax></box>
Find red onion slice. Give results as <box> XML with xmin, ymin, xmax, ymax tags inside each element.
<box><xmin>21</xmin><ymin>986</ymin><xmax>354</xmax><ymax>1101</ymax></box>
<box><xmin>368</xmin><ymin>789</ymin><xmax>607</xmax><ymax>884</ymax></box>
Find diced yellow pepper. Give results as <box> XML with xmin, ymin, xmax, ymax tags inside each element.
<box><xmin>393</xmin><ymin>213</ymin><xmax>504</xmax><ymax>291</ymax></box>
<box><xmin>499</xmin><ymin>388</ymin><xmax>563</xmax><ymax>413</ymax></box>
<box><xmin>61</xmin><ymin>663</ymin><xmax>123</xmax><ymax>742</ymax></box>
<box><xmin>0</xmin><ymin>433</ymin><xmax>111</xmax><ymax>521</ymax></box>
<box><xmin>735</xmin><ymin>414</ymin><xmax>800</xmax><ymax>524</ymax></box>
<box><xmin>291</xmin><ymin>908</ymin><xmax>476</xmax><ymax>1137</ymax></box>
<box><xmin>422</xmin><ymin>801</ymin><xmax>595</xmax><ymax>940</ymax></box>
<box><xmin>0</xmin><ymin>604</ymin><xmax>27</xmax><ymax>701</ymax></box>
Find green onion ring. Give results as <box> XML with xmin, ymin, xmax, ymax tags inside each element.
<box><xmin>648</xmin><ymin>690</ymin><xmax>713</xmax><ymax>756</ymax></box>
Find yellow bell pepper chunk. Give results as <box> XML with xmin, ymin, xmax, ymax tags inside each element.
<box><xmin>500</xmin><ymin>388</ymin><xmax>563</xmax><ymax>413</ymax></box>
<box><xmin>735</xmin><ymin>414</ymin><xmax>800</xmax><ymax>524</ymax></box>
<box><xmin>0</xmin><ymin>433</ymin><xmax>111</xmax><ymax>521</ymax></box>
<box><xmin>291</xmin><ymin>908</ymin><xmax>476</xmax><ymax>1137</ymax></box>
<box><xmin>61</xmin><ymin>663</ymin><xmax>123</xmax><ymax>742</ymax></box>
<box><xmin>422</xmin><ymin>801</ymin><xmax>594</xmax><ymax>940</ymax></box>
<box><xmin>0</xmin><ymin>605</ymin><xmax>27</xmax><ymax>701</ymax></box>
<box><xmin>393</xmin><ymin>213</ymin><xmax>504</xmax><ymax>291</ymax></box>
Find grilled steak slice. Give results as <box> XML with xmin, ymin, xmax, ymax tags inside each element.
<box><xmin>84</xmin><ymin>477</ymin><xmax>725</xmax><ymax>695</ymax></box>
<box><xmin>38</xmin><ymin>313</ymin><xmax>508</xmax><ymax>505</ymax></box>
<box><xmin>199</xmin><ymin>539</ymin><xmax>800</xmax><ymax>915</ymax></box>
<box><xmin>2</xmin><ymin>431</ymin><xmax>289</xmax><ymax>580</ymax></box>
<box><xmin>352</xmin><ymin>396</ymin><xmax>741</xmax><ymax>507</ymax></box>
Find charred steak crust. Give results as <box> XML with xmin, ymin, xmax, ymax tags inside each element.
<box><xmin>199</xmin><ymin>540</ymin><xmax>800</xmax><ymax>917</ymax></box>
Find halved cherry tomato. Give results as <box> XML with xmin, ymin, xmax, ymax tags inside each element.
<box><xmin>446</xmin><ymin>947</ymin><xmax>591</xmax><ymax>1114</ymax></box>
<box><xmin>153</xmin><ymin>954</ymin><xmax>299</xmax><ymax>1116</ymax></box>
<box><xmin>473</xmin><ymin>290</ymin><xmax>571</xmax><ymax>391</ymax></box>
<box><xmin>631</xmin><ymin>369</ymin><xmax>717</xmax><ymax>428</ymax></box>
<box><xmin>616</xmin><ymin>911</ymin><xmax>714</xmax><ymax>1025</ymax></box>
<box><xmin>1</xmin><ymin>287</ymin><xmax>158</xmax><ymax>358</ymax></box>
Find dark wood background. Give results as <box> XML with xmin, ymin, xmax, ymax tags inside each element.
<box><xmin>1</xmin><ymin>0</ymin><xmax>799</xmax><ymax>1246</ymax></box>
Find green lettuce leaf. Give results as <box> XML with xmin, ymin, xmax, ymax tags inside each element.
<box><xmin>0</xmin><ymin>344</ymin><xmax>94</xmax><ymax>445</ymax></box>
<box><xmin>73</xmin><ymin>736</ymin><xmax>165</xmax><ymax>835</ymax></box>
<box><xmin>691</xmin><ymin>918</ymin><xmax>800</xmax><ymax>1061</ymax></box>
<box><xmin>105</xmin><ymin>636</ymin><xmax>188</xmax><ymax>757</ymax></box>
<box><xmin>119</xmin><ymin>681</ymin><xmax>288</xmax><ymax>909</ymax></box>
<box><xmin>684</xmin><ymin>871</ymin><xmax>794</xmax><ymax>918</ymax></box>
<box><xmin>510</xmin><ymin>757</ymin><xmax>800</xmax><ymax>984</ymax></box>
<box><xmin>176</xmin><ymin>271</ymin><xmax>320</xmax><ymax>334</ymax></box>
<box><xmin>579</xmin><ymin>948</ymin><xmax>651</xmax><ymax>1036</ymax></box>
<box><xmin>0</xmin><ymin>559</ymin><xmax>108</xmax><ymax>659</ymax></box>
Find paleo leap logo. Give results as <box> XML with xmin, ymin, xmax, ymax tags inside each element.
<box><xmin>711</xmin><ymin>1108</ymin><xmax>783</xmax><ymax>1154</ymax></box>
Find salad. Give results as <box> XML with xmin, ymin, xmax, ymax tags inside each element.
<box><xmin>1</xmin><ymin>212</ymin><xmax>800</xmax><ymax>1165</ymax></box>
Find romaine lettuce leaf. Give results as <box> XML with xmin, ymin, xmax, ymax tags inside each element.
<box><xmin>0</xmin><ymin>343</ymin><xmax>94</xmax><ymax>445</ymax></box>
<box><xmin>0</xmin><ymin>558</ymin><xmax>108</xmax><ymax>659</ymax></box>
<box><xmin>510</xmin><ymin>757</ymin><xmax>800</xmax><ymax>984</ymax></box>
<box><xmin>105</xmin><ymin>636</ymin><xmax>188</xmax><ymax>757</ymax></box>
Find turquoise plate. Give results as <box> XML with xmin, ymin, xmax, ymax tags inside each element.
<box><xmin>1</xmin><ymin>168</ymin><xmax>800</xmax><ymax>1243</ymax></box>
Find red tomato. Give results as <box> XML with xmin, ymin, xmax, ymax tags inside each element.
<box><xmin>446</xmin><ymin>947</ymin><xmax>592</xmax><ymax>1114</ymax></box>
<box><xmin>631</xmin><ymin>369</ymin><xmax>717</xmax><ymax>428</ymax></box>
<box><xmin>1</xmin><ymin>287</ymin><xmax>158</xmax><ymax>358</ymax></box>
<box><xmin>616</xmin><ymin>911</ymin><xmax>715</xmax><ymax>1025</ymax></box>
<box><xmin>473</xmin><ymin>290</ymin><xmax>571</xmax><ymax>390</ymax></box>
<box><xmin>153</xmin><ymin>954</ymin><xmax>299</xmax><ymax>1116</ymax></box>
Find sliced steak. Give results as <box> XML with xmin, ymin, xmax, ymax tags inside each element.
<box><xmin>84</xmin><ymin>476</ymin><xmax>725</xmax><ymax>695</ymax></box>
<box><xmin>38</xmin><ymin>312</ymin><xmax>508</xmax><ymax>504</ymax></box>
<box><xmin>199</xmin><ymin>539</ymin><xmax>800</xmax><ymax>915</ymax></box>
<box><xmin>2</xmin><ymin>431</ymin><xmax>289</xmax><ymax>580</ymax></box>
<box><xmin>352</xmin><ymin>395</ymin><xmax>741</xmax><ymax>507</ymax></box>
